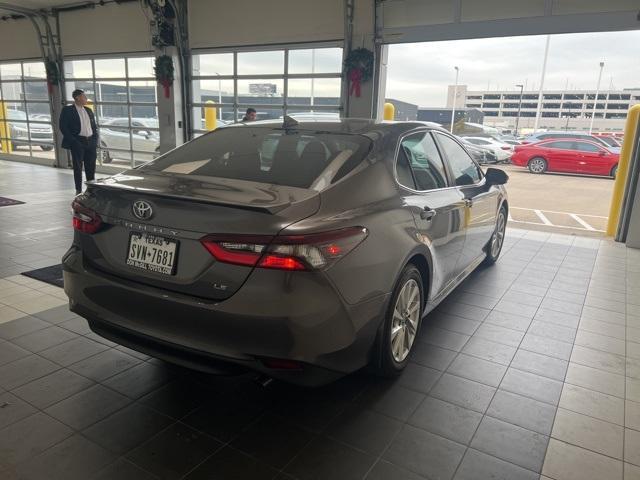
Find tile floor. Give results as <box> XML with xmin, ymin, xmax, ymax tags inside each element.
<box><xmin>0</xmin><ymin>159</ymin><xmax>639</xmax><ymax>479</ymax></box>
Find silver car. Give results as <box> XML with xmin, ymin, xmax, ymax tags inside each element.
<box><xmin>63</xmin><ymin>119</ymin><xmax>508</xmax><ymax>386</ymax></box>
<box><xmin>99</xmin><ymin>117</ymin><xmax>159</xmax><ymax>163</ymax></box>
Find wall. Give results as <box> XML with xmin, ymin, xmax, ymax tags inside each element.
<box><xmin>188</xmin><ymin>0</ymin><xmax>343</xmax><ymax>49</ymax></box>
<box><xmin>0</xmin><ymin>18</ymin><xmax>41</xmax><ymax>60</ymax></box>
<box><xmin>380</xmin><ymin>0</ymin><xmax>640</xmax><ymax>42</ymax></box>
<box><xmin>59</xmin><ymin>2</ymin><xmax>151</xmax><ymax>56</ymax></box>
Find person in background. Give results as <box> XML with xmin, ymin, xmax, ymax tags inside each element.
<box><xmin>59</xmin><ymin>89</ymin><xmax>98</xmax><ymax>194</ymax></box>
<box><xmin>242</xmin><ymin>108</ymin><xmax>257</xmax><ymax>122</ymax></box>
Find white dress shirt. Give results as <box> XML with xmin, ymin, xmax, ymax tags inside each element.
<box><xmin>75</xmin><ymin>104</ymin><xmax>93</xmax><ymax>137</ymax></box>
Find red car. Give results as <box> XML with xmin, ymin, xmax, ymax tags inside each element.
<box><xmin>511</xmin><ymin>139</ymin><xmax>619</xmax><ymax>178</ymax></box>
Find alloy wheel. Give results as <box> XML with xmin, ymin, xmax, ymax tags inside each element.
<box><xmin>491</xmin><ymin>210</ymin><xmax>506</xmax><ymax>258</ymax></box>
<box><xmin>529</xmin><ymin>158</ymin><xmax>546</xmax><ymax>174</ymax></box>
<box><xmin>390</xmin><ymin>278</ymin><xmax>420</xmax><ymax>363</ymax></box>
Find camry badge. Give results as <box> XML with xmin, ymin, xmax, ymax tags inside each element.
<box><xmin>132</xmin><ymin>200</ymin><xmax>153</xmax><ymax>220</ymax></box>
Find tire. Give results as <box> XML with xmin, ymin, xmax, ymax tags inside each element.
<box><xmin>482</xmin><ymin>205</ymin><xmax>507</xmax><ymax>266</ymax></box>
<box><xmin>528</xmin><ymin>157</ymin><xmax>547</xmax><ymax>174</ymax></box>
<box><xmin>373</xmin><ymin>264</ymin><xmax>424</xmax><ymax>377</ymax></box>
<box><xmin>99</xmin><ymin>143</ymin><xmax>112</xmax><ymax>164</ymax></box>
<box><xmin>611</xmin><ymin>165</ymin><xmax>618</xmax><ymax>179</ymax></box>
<box><xmin>40</xmin><ymin>145</ymin><xmax>53</xmax><ymax>151</ymax></box>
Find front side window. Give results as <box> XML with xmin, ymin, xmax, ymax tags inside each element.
<box><xmin>434</xmin><ymin>133</ymin><xmax>481</xmax><ymax>186</ymax></box>
<box><xmin>398</xmin><ymin>132</ymin><xmax>448</xmax><ymax>191</ymax></box>
<box><xmin>573</xmin><ymin>142</ymin><xmax>601</xmax><ymax>153</ymax></box>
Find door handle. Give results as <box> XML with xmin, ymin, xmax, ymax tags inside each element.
<box><xmin>420</xmin><ymin>207</ymin><xmax>436</xmax><ymax>221</ymax></box>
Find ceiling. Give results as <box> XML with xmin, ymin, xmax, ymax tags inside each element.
<box><xmin>0</xmin><ymin>1</ymin><xmax>100</xmax><ymax>17</ymax></box>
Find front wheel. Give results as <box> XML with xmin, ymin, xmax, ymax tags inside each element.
<box><xmin>99</xmin><ymin>143</ymin><xmax>112</xmax><ymax>164</ymax></box>
<box><xmin>528</xmin><ymin>157</ymin><xmax>547</xmax><ymax>174</ymax></box>
<box><xmin>483</xmin><ymin>206</ymin><xmax>507</xmax><ymax>266</ymax></box>
<box><xmin>373</xmin><ymin>264</ymin><xmax>424</xmax><ymax>377</ymax></box>
<box><xmin>611</xmin><ymin>165</ymin><xmax>618</xmax><ymax>179</ymax></box>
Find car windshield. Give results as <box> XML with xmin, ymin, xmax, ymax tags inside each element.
<box><xmin>140</xmin><ymin>126</ymin><xmax>372</xmax><ymax>190</ymax></box>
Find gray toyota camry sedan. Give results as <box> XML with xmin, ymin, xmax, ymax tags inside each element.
<box><xmin>63</xmin><ymin>118</ymin><xmax>508</xmax><ymax>386</ymax></box>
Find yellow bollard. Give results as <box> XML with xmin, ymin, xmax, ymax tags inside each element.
<box><xmin>0</xmin><ymin>100</ymin><xmax>12</xmax><ymax>154</ymax></box>
<box><xmin>606</xmin><ymin>104</ymin><xmax>640</xmax><ymax>236</ymax></box>
<box><xmin>205</xmin><ymin>100</ymin><xmax>217</xmax><ymax>131</ymax></box>
<box><xmin>383</xmin><ymin>102</ymin><xmax>395</xmax><ymax>121</ymax></box>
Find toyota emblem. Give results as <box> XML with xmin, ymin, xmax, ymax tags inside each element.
<box><xmin>132</xmin><ymin>200</ymin><xmax>153</xmax><ymax>220</ymax></box>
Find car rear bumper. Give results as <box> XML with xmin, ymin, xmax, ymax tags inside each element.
<box><xmin>62</xmin><ymin>246</ymin><xmax>389</xmax><ymax>386</ymax></box>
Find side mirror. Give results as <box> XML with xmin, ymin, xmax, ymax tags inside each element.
<box><xmin>485</xmin><ymin>167</ymin><xmax>508</xmax><ymax>185</ymax></box>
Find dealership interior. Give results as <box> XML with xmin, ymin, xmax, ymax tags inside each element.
<box><xmin>1</xmin><ymin>1</ymin><xmax>640</xmax><ymax>479</ymax></box>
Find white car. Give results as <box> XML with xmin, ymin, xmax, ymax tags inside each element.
<box><xmin>462</xmin><ymin>136</ymin><xmax>514</xmax><ymax>162</ymax></box>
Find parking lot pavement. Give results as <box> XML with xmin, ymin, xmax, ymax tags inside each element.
<box><xmin>491</xmin><ymin>165</ymin><xmax>614</xmax><ymax>236</ymax></box>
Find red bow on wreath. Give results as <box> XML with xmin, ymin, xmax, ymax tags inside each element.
<box><xmin>349</xmin><ymin>69</ymin><xmax>363</xmax><ymax>98</ymax></box>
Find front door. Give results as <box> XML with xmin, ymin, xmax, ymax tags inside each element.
<box><xmin>396</xmin><ymin>131</ymin><xmax>466</xmax><ymax>297</ymax></box>
<box><xmin>573</xmin><ymin>141</ymin><xmax>611</xmax><ymax>175</ymax></box>
<box><xmin>433</xmin><ymin>132</ymin><xmax>500</xmax><ymax>271</ymax></box>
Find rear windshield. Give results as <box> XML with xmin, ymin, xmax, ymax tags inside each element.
<box><xmin>139</xmin><ymin>126</ymin><xmax>372</xmax><ymax>190</ymax></box>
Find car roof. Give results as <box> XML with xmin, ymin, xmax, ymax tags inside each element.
<box><xmin>227</xmin><ymin>118</ymin><xmax>444</xmax><ymax>136</ymax></box>
<box><xmin>535</xmin><ymin>138</ymin><xmax>605</xmax><ymax>147</ymax></box>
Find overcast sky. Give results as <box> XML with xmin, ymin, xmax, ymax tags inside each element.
<box><xmin>386</xmin><ymin>30</ymin><xmax>640</xmax><ymax>108</ymax></box>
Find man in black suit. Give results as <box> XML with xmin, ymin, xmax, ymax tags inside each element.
<box><xmin>59</xmin><ymin>89</ymin><xmax>98</xmax><ymax>194</ymax></box>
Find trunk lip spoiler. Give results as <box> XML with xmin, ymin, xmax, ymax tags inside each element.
<box><xmin>86</xmin><ymin>181</ymin><xmax>295</xmax><ymax>215</ymax></box>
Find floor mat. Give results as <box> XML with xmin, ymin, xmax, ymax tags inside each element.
<box><xmin>22</xmin><ymin>264</ymin><xmax>64</xmax><ymax>288</ymax></box>
<box><xmin>0</xmin><ymin>197</ymin><xmax>25</xmax><ymax>207</ymax></box>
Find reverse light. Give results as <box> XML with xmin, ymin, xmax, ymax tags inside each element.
<box><xmin>200</xmin><ymin>227</ymin><xmax>368</xmax><ymax>271</ymax></box>
<box><xmin>71</xmin><ymin>200</ymin><xmax>102</xmax><ymax>234</ymax></box>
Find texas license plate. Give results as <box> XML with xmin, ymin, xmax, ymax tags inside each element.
<box><xmin>126</xmin><ymin>233</ymin><xmax>178</xmax><ymax>275</ymax></box>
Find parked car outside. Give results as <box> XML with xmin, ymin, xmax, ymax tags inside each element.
<box><xmin>5</xmin><ymin>110</ymin><xmax>54</xmax><ymax>150</ymax></box>
<box><xmin>64</xmin><ymin>119</ymin><xmax>509</xmax><ymax>386</ymax></box>
<box><xmin>99</xmin><ymin>117</ymin><xmax>160</xmax><ymax>164</ymax></box>
<box><xmin>461</xmin><ymin>136</ymin><xmax>513</xmax><ymax>162</ymax></box>
<box><xmin>511</xmin><ymin>139</ymin><xmax>619</xmax><ymax>177</ymax></box>
<box><xmin>459</xmin><ymin>137</ymin><xmax>498</xmax><ymax>164</ymax></box>
<box><xmin>522</xmin><ymin>131</ymin><xmax>621</xmax><ymax>153</ymax></box>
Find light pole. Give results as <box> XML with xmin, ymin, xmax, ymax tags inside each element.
<box><xmin>450</xmin><ymin>66</ymin><xmax>459</xmax><ymax>133</ymax></box>
<box><xmin>514</xmin><ymin>84</ymin><xmax>524</xmax><ymax>137</ymax></box>
<box><xmin>589</xmin><ymin>61</ymin><xmax>605</xmax><ymax>135</ymax></box>
<box><xmin>533</xmin><ymin>35</ymin><xmax>550</xmax><ymax>132</ymax></box>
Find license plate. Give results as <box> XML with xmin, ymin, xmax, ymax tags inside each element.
<box><xmin>126</xmin><ymin>233</ymin><xmax>178</xmax><ymax>275</ymax></box>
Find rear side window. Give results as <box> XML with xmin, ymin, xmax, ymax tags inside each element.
<box><xmin>398</xmin><ymin>132</ymin><xmax>448</xmax><ymax>191</ymax></box>
<box><xmin>140</xmin><ymin>127</ymin><xmax>372</xmax><ymax>190</ymax></box>
<box><xmin>434</xmin><ymin>133</ymin><xmax>481</xmax><ymax>186</ymax></box>
<box><xmin>545</xmin><ymin>141</ymin><xmax>576</xmax><ymax>150</ymax></box>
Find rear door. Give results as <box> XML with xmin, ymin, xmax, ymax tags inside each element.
<box><xmin>433</xmin><ymin>132</ymin><xmax>500</xmax><ymax>272</ymax></box>
<box><xmin>396</xmin><ymin>131</ymin><xmax>466</xmax><ymax>295</ymax></box>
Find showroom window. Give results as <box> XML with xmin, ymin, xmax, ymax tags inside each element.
<box><xmin>191</xmin><ymin>44</ymin><xmax>343</xmax><ymax>137</ymax></box>
<box><xmin>64</xmin><ymin>55</ymin><xmax>159</xmax><ymax>168</ymax></box>
<box><xmin>0</xmin><ymin>60</ymin><xmax>54</xmax><ymax>160</ymax></box>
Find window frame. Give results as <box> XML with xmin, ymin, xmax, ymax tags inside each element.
<box><xmin>190</xmin><ymin>42</ymin><xmax>343</xmax><ymax>138</ymax></box>
<box><xmin>63</xmin><ymin>52</ymin><xmax>159</xmax><ymax>168</ymax></box>
<box><xmin>0</xmin><ymin>58</ymin><xmax>54</xmax><ymax>160</ymax></box>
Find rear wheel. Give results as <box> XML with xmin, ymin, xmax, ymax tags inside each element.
<box><xmin>374</xmin><ymin>264</ymin><xmax>424</xmax><ymax>377</ymax></box>
<box><xmin>611</xmin><ymin>165</ymin><xmax>618</xmax><ymax>179</ymax></box>
<box><xmin>483</xmin><ymin>205</ymin><xmax>507</xmax><ymax>266</ymax></box>
<box><xmin>40</xmin><ymin>145</ymin><xmax>53</xmax><ymax>151</ymax></box>
<box><xmin>528</xmin><ymin>157</ymin><xmax>547</xmax><ymax>174</ymax></box>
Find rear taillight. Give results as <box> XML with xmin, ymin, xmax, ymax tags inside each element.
<box><xmin>200</xmin><ymin>227</ymin><xmax>368</xmax><ymax>271</ymax></box>
<box><xmin>71</xmin><ymin>200</ymin><xmax>102</xmax><ymax>234</ymax></box>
